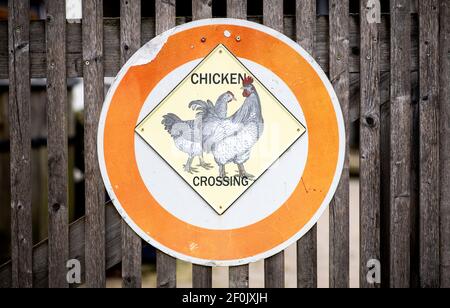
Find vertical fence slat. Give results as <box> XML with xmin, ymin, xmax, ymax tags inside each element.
<box><xmin>295</xmin><ymin>0</ymin><xmax>317</xmax><ymax>289</ymax></box>
<box><xmin>418</xmin><ymin>0</ymin><xmax>440</xmax><ymax>288</ymax></box>
<box><xmin>226</xmin><ymin>0</ymin><xmax>249</xmax><ymax>289</ymax></box>
<box><xmin>227</xmin><ymin>0</ymin><xmax>247</xmax><ymax>19</ymax></box>
<box><xmin>389</xmin><ymin>0</ymin><xmax>412</xmax><ymax>288</ymax></box>
<box><xmin>329</xmin><ymin>0</ymin><xmax>350</xmax><ymax>288</ymax></box>
<box><xmin>191</xmin><ymin>0</ymin><xmax>213</xmax><ymax>289</ymax></box>
<box><xmin>440</xmin><ymin>0</ymin><xmax>450</xmax><ymax>289</ymax></box>
<box><xmin>192</xmin><ymin>0</ymin><xmax>213</xmax><ymax>20</ymax></box>
<box><xmin>46</xmin><ymin>0</ymin><xmax>69</xmax><ymax>289</ymax></box>
<box><xmin>83</xmin><ymin>0</ymin><xmax>106</xmax><ymax>288</ymax></box>
<box><xmin>359</xmin><ymin>0</ymin><xmax>381</xmax><ymax>289</ymax></box>
<box><xmin>155</xmin><ymin>0</ymin><xmax>177</xmax><ymax>289</ymax></box>
<box><xmin>262</xmin><ymin>0</ymin><xmax>284</xmax><ymax>288</ymax></box>
<box><xmin>120</xmin><ymin>0</ymin><xmax>142</xmax><ymax>289</ymax></box>
<box><xmin>8</xmin><ymin>0</ymin><xmax>32</xmax><ymax>288</ymax></box>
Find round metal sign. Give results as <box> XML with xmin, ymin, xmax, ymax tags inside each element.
<box><xmin>98</xmin><ymin>19</ymin><xmax>345</xmax><ymax>266</ymax></box>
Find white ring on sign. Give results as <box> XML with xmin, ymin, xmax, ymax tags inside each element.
<box><xmin>98</xmin><ymin>19</ymin><xmax>345</xmax><ymax>266</ymax></box>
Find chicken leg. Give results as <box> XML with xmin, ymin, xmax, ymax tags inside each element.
<box><xmin>219</xmin><ymin>164</ymin><xmax>226</xmax><ymax>178</ymax></box>
<box><xmin>197</xmin><ymin>156</ymin><xmax>213</xmax><ymax>170</ymax></box>
<box><xmin>238</xmin><ymin>164</ymin><xmax>254</xmax><ymax>179</ymax></box>
<box><xmin>183</xmin><ymin>157</ymin><xmax>198</xmax><ymax>174</ymax></box>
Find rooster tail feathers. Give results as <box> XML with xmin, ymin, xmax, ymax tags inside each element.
<box><xmin>162</xmin><ymin>113</ymin><xmax>182</xmax><ymax>132</ymax></box>
<box><xmin>188</xmin><ymin>100</ymin><xmax>215</xmax><ymax>117</ymax></box>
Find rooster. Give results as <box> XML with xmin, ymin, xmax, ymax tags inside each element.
<box><xmin>162</xmin><ymin>91</ymin><xmax>236</xmax><ymax>173</ymax></box>
<box><xmin>190</xmin><ymin>76</ymin><xmax>264</xmax><ymax>178</ymax></box>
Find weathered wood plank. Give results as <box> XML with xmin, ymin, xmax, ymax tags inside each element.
<box><xmin>226</xmin><ymin>0</ymin><xmax>249</xmax><ymax>289</ymax></box>
<box><xmin>263</xmin><ymin>0</ymin><xmax>283</xmax><ymax>33</ymax></box>
<box><xmin>229</xmin><ymin>265</ymin><xmax>249</xmax><ymax>288</ymax></box>
<box><xmin>155</xmin><ymin>0</ymin><xmax>176</xmax><ymax>37</ymax></box>
<box><xmin>120</xmin><ymin>0</ymin><xmax>142</xmax><ymax>289</ymax></box>
<box><xmin>46</xmin><ymin>0</ymin><xmax>69</xmax><ymax>289</ymax></box>
<box><xmin>0</xmin><ymin>16</ymin><xmax>421</xmax><ymax>79</ymax></box>
<box><xmin>419</xmin><ymin>0</ymin><xmax>440</xmax><ymax>289</ymax></box>
<box><xmin>264</xmin><ymin>253</ymin><xmax>284</xmax><ymax>288</ymax></box>
<box><xmin>262</xmin><ymin>0</ymin><xmax>285</xmax><ymax>289</ymax></box>
<box><xmin>440</xmin><ymin>0</ymin><xmax>450</xmax><ymax>289</ymax></box>
<box><xmin>0</xmin><ymin>202</ymin><xmax>121</xmax><ymax>288</ymax></box>
<box><xmin>8</xmin><ymin>0</ymin><xmax>32</xmax><ymax>289</ymax></box>
<box><xmin>192</xmin><ymin>265</ymin><xmax>212</xmax><ymax>288</ymax></box>
<box><xmin>191</xmin><ymin>0</ymin><xmax>213</xmax><ymax>288</ymax></box>
<box><xmin>192</xmin><ymin>0</ymin><xmax>212</xmax><ymax>20</ymax></box>
<box><xmin>83</xmin><ymin>0</ymin><xmax>106</xmax><ymax>288</ymax></box>
<box><xmin>227</xmin><ymin>0</ymin><xmax>247</xmax><ymax>19</ymax></box>
<box><xmin>329</xmin><ymin>0</ymin><xmax>350</xmax><ymax>289</ymax></box>
<box><xmin>359</xmin><ymin>0</ymin><xmax>381</xmax><ymax>289</ymax></box>
<box><xmin>155</xmin><ymin>0</ymin><xmax>177</xmax><ymax>289</ymax></box>
<box><xmin>389</xmin><ymin>0</ymin><xmax>412</xmax><ymax>288</ymax></box>
<box><xmin>156</xmin><ymin>251</ymin><xmax>176</xmax><ymax>288</ymax></box>
<box><xmin>295</xmin><ymin>0</ymin><xmax>317</xmax><ymax>289</ymax></box>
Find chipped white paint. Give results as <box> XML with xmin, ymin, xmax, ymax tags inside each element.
<box><xmin>224</xmin><ymin>30</ymin><xmax>232</xmax><ymax>38</ymax></box>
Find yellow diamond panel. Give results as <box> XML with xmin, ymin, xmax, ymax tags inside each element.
<box><xmin>136</xmin><ymin>44</ymin><xmax>306</xmax><ymax>215</ymax></box>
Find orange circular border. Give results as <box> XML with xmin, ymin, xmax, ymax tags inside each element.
<box><xmin>102</xmin><ymin>24</ymin><xmax>340</xmax><ymax>261</ymax></box>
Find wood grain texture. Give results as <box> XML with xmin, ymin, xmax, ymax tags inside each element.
<box><xmin>264</xmin><ymin>253</ymin><xmax>285</xmax><ymax>288</ymax></box>
<box><xmin>191</xmin><ymin>0</ymin><xmax>213</xmax><ymax>288</ymax></box>
<box><xmin>262</xmin><ymin>0</ymin><xmax>285</xmax><ymax>289</ymax></box>
<box><xmin>418</xmin><ymin>0</ymin><xmax>440</xmax><ymax>288</ymax></box>
<box><xmin>226</xmin><ymin>0</ymin><xmax>249</xmax><ymax>289</ymax></box>
<box><xmin>155</xmin><ymin>0</ymin><xmax>177</xmax><ymax>289</ymax></box>
<box><xmin>263</xmin><ymin>0</ymin><xmax>283</xmax><ymax>33</ymax></box>
<box><xmin>192</xmin><ymin>0</ymin><xmax>212</xmax><ymax>20</ymax></box>
<box><xmin>229</xmin><ymin>265</ymin><xmax>249</xmax><ymax>288</ymax></box>
<box><xmin>82</xmin><ymin>0</ymin><xmax>106</xmax><ymax>288</ymax></box>
<box><xmin>0</xmin><ymin>16</ymin><xmax>421</xmax><ymax>79</ymax></box>
<box><xmin>0</xmin><ymin>202</ymin><xmax>121</xmax><ymax>288</ymax></box>
<box><xmin>192</xmin><ymin>265</ymin><xmax>212</xmax><ymax>288</ymax></box>
<box><xmin>440</xmin><ymin>0</ymin><xmax>450</xmax><ymax>289</ymax></box>
<box><xmin>46</xmin><ymin>0</ymin><xmax>69</xmax><ymax>289</ymax></box>
<box><xmin>227</xmin><ymin>0</ymin><xmax>247</xmax><ymax>19</ymax></box>
<box><xmin>120</xmin><ymin>0</ymin><xmax>142</xmax><ymax>289</ymax></box>
<box><xmin>8</xmin><ymin>0</ymin><xmax>32</xmax><ymax>289</ymax></box>
<box><xmin>156</xmin><ymin>250</ymin><xmax>176</xmax><ymax>288</ymax></box>
<box><xmin>359</xmin><ymin>0</ymin><xmax>381</xmax><ymax>289</ymax></box>
<box><xmin>295</xmin><ymin>0</ymin><xmax>317</xmax><ymax>289</ymax></box>
<box><xmin>155</xmin><ymin>0</ymin><xmax>176</xmax><ymax>36</ymax></box>
<box><xmin>329</xmin><ymin>0</ymin><xmax>350</xmax><ymax>289</ymax></box>
<box><xmin>389</xmin><ymin>0</ymin><xmax>412</xmax><ymax>288</ymax></box>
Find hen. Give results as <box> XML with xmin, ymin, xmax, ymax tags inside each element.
<box><xmin>190</xmin><ymin>76</ymin><xmax>264</xmax><ymax>178</ymax></box>
<box><xmin>162</xmin><ymin>91</ymin><xmax>236</xmax><ymax>173</ymax></box>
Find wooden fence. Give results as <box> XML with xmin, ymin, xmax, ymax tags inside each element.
<box><xmin>0</xmin><ymin>0</ymin><xmax>449</xmax><ymax>288</ymax></box>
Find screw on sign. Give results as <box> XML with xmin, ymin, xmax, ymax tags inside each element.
<box><xmin>97</xmin><ymin>19</ymin><xmax>345</xmax><ymax>266</ymax></box>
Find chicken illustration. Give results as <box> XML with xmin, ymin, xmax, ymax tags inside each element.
<box><xmin>162</xmin><ymin>91</ymin><xmax>236</xmax><ymax>173</ymax></box>
<box><xmin>190</xmin><ymin>76</ymin><xmax>264</xmax><ymax>178</ymax></box>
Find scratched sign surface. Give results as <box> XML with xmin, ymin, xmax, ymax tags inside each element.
<box><xmin>98</xmin><ymin>20</ymin><xmax>345</xmax><ymax>266</ymax></box>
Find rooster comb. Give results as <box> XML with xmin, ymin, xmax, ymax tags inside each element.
<box><xmin>242</xmin><ymin>75</ymin><xmax>254</xmax><ymax>86</ymax></box>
